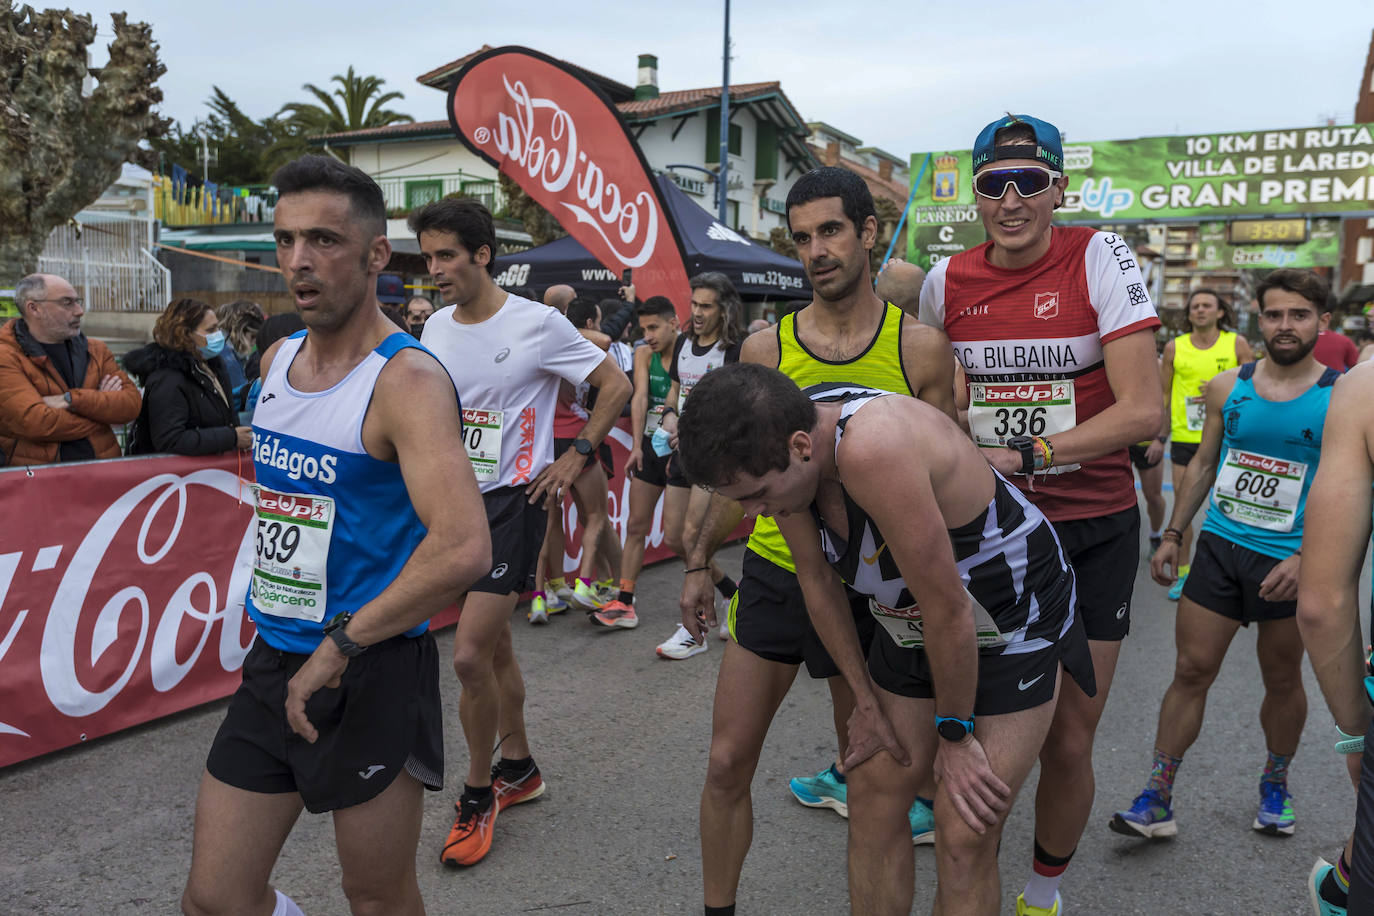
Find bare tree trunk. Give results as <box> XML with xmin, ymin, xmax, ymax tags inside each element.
<box><xmin>0</xmin><ymin>235</ymin><xmax>46</xmax><ymax>289</ymax></box>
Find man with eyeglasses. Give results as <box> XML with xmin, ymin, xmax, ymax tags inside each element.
<box><xmin>919</xmin><ymin>114</ymin><xmax>1162</xmax><ymax>916</ymax></box>
<box><xmin>0</xmin><ymin>273</ymin><xmax>141</xmax><ymax>466</ymax></box>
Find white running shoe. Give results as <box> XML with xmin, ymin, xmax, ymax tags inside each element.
<box><xmin>656</xmin><ymin>624</ymin><xmax>709</xmax><ymax>660</ymax></box>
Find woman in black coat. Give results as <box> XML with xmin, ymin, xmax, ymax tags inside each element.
<box><xmin>124</xmin><ymin>298</ymin><xmax>251</xmax><ymax>456</ymax></box>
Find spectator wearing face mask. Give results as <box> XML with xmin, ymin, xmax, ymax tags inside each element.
<box><xmin>123</xmin><ymin>298</ymin><xmax>251</xmax><ymax>455</ymax></box>
<box><xmin>404</xmin><ymin>295</ymin><xmax>434</xmax><ymax>338</ymax></box>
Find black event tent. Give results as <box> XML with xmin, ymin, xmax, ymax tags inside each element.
<box><xmin>493</xmin><ymin>175</ymin><xmax>810</xmax><ymax>300</ymax></box>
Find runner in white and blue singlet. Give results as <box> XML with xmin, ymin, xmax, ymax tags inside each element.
<box><xmin>184</xmin><ymin>155</ymin><xmax>488</xmax><ymax>916</ymax></box>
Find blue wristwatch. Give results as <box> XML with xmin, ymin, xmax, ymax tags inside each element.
<box><xmin>935</xmin><ymin>715</ymin><xmax>975</xmax><ymax>742</ymax></box>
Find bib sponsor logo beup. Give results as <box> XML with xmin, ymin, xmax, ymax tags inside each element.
<box><xmin>1233</xmin><ymin>451</ymin><xmax>1302</xmax><ymax>478</ymax></box>
<box><xmin>448</xmin><ymin>46</ymin><xmax>691</xmax><ymax>325</ymax></box>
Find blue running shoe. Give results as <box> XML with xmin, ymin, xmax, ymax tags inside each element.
<box><xmin>909</xmin><ymin>797</ymin><xmax>934</xmax><ymax>846</ymax></box>
<box><xmin>1108</xmin><ymin>788</ymin><xmax>1177</xmax><ymax>839</ymax></box>
<box><xmin>1254</xmin><ymin>781</ymin><xmax>1295</xmax><ymax>836</ymax></box>
<box><xmin>1309</xmin><ymin>858</ymin><xmax>1348</xmax><ymax>915</ymax></box>
<box><xmin>1167</xmin><ymin>573</ymin><xmax>1187</xmax><ymax>601</ymax></box>
<box><xmin>788</xmin><ymin>765</ymin><xmax>847</xmax><ymax>818</ymax></box>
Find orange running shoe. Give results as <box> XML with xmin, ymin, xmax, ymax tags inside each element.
<box><xmin>440</xmin><ymin>791</ymin><xmax>497</xmax><ymax>866</ymax></box>
<box><xmin>492</xmin><ymin>760</ymin><xmax>547</xmax><ymax>810</ymax></box>
<box><xmin>591</xmin><ymin>599</ymin><xmax>639</xmax><ymax>629</ymax></box>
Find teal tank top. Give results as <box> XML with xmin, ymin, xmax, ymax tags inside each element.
<box><xmin>1201</xmin><ymin>362</ymin><xmax>1338</xmax><ymax>559</ymax></box>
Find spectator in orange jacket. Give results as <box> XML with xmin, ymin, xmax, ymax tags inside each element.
<box><xmin>0</xmin><ymin>274</ymin><xmax>141</xmax><ymax>466</ymax></box>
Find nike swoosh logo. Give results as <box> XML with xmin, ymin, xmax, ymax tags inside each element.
<box><xmin>862</xmin><ymin>543</ymin><xmax>887</xmax><ymax>565</ymax></box>
<box><xmin>1017</xmin><ymin>674</ymin><xmax>1045</xmax><ymax>692</ymax></box>
<box><xmin>358</xmin><ymin>765</ymin><xmax>386</xmax><ymax>779</ymax></box>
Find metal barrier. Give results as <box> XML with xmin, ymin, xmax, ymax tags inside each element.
<box><xmin>38</xmin><ymin>217</ymin><xmax>170</xmax><ymax>313</ymax></box>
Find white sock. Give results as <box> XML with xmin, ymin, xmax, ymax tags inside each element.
<box><xmin>1150</xmin><ymin>528</ymin><xmax>1164</xmax><ymax>538</ymax></box>
<box><xmin>1021</xmin><ymin>872</ymin><xmax>1062</xmax><ymax>909</ymax></box>
<box><xmin>273</xmin><ymin>890</ymin><xmax>305</xmax><ymax>916</ymax></box>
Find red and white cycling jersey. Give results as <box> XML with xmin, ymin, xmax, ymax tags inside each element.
<box><xmin>919</xmin><ymin>226</ymin><xmax>1160</xmax><ymax>522</ymax></box>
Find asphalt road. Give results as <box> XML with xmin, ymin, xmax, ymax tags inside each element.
<box><xmin>2</xmin><ymin>497</ymin><xmax>1368</xmax><ymax>915</ymax></box>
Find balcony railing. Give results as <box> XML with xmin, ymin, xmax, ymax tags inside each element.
<box><xmin>153</xmin><ymin>171</ymin><xmax>506</xmax><ymax>227</ymax></box>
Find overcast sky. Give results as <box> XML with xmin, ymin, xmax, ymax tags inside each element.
<box><xmin>76</xmin><ymin>0</ymin><xmax>1373</xmax><ymax>157</ymax></box>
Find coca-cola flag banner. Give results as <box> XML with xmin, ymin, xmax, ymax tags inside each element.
<box><xmin>0</xmin><ymin>454</ymin><xmax>257</xmax><ymax>768</ymax></box>
<box><xmin>1</xmin><ymin>433</ymin><xmax>719</xmax><ymax>768</ymax></box>
<box><xmin>448</xmin><ymin>46</ymin><xmax>693</xmax><ymax>323</ymax></box>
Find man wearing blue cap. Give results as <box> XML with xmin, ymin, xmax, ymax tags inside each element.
<box><xmin>919</xmin><ymin>114</ymin><xmax>1162</xmax><ymax>915</ymax></box>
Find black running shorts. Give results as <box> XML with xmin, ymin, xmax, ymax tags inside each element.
<box><xmin>1128</xmin><ymin>442</ymin><xmax>1162</xmax><ymax>470</ymax></box>
<box><xmin>469</xmin><ymin>485</ymin><xmax>548</xmax><ymax>596</ymax></box>
<box><xmin>731</xmin><ymin>548</ymin><xmax>876</xmax><ymax>679</ymax></box>
<box><xmin>866</xmin><ymin>572</ymin><xmax>1097</xmax><ymax>715</ymax></box>
<box><xmin>1180</xmin><ymin>531</ymin><xmax>1297</xmax><ymax>624</ymax></box>
<box><xmin>206</xmin><ymin>632</ymin><xmax>443</xmax><ymax>813</ymax></box>
<box><xmin>1348</xmin><ymin>711</ymin><xmax>1374</xmax><ymax>909</ymax></box>
<box><xmin>553</xmin><ymin>437</ymin><xmax>614</xmax><ymax>479</ymax></box>
<box><xmin>1052</xmin><ymin>506</ymin><xmax>1140</xmax><ymax>641</ymax></box>
<box><xmin>632</xmin><ymin>436</ymin><xmax>689</xmax><ymax>489</ymax></box>
<box><xmin>1170</xmin><ymin>442</ymin><xmax>1199</xmax><ymax>467</ymax></box>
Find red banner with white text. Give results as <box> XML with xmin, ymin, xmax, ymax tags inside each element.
<box><xmin>1</xmin><ymin>431</ymin><xmax>737</xmax><ymax>767</ymax></box>
<box><xmin>447</xmin><ymin>46</ymin><xmax>693</xmax><ymax>324</ymax></box>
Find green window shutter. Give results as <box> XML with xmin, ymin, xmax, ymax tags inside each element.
<box><xmin>755</xmin><ymin>122</ymin><xmax>778</xmax><ymax>180</ymax></box>
<box><xmin>404</xmin><ymin>179</ymin><xmax>443</xmax><ymax>210</ymax></box>
<box><xmin>729</xmin><ymin>123</ymin><xmax>742</xmax><ymax>157</ymax></box>
<box><xmin>705</xmin><ymin>108</ymin><xmax>720</xmax><ymax>163</ymax></box>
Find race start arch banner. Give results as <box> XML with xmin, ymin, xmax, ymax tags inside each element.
<box><xmin>448</xmin><ymin>46</ymin><xmax>693</xmax><ymax>324</ymax></box>
<box><xmin>908</xmin><ymin>122</ymin><xmax>1374</xmax><ymax>271</ymax></box>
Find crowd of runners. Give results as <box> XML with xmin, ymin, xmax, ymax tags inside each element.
<box><xmin>170</xmin><ymin>113</ymin><xmax>1374</xmax><ymax>916</ymax></box>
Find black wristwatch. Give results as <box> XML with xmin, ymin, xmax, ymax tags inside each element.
<box><xmin>572</xmin><ymin>437</ymin><xmax>594</xmax><ymax>456</ymax></box>
<box><xmin>935</xmin><ymin>715</ymin><xmax>975</xmax><ymax>742</ymax></box>
<box><xmin>323</xmin><ymin>611</ymin><xmax>366</xmax><ymax>657</ymax></box>
<box><xmin>1006</xmin><ymin>435</ymin><xmax>1036</xmax><ymax>474</ymax></box>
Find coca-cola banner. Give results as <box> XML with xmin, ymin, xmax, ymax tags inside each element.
<box><xmin>448</xmin><ymin>46</ymin><xmax>693</xmax><ymax>322</ymax></box>
<box><xmin>1</xmin><ymin>434</ymin><xmax>729</xmax><ymax>767</ymax></box>
<box><xmin>0</xmin><ymin>454</ymin><xmax>257</xmax><ymax>768</ymax></box>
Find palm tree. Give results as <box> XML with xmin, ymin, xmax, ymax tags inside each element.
<box><xmin>278</xmin><ymin>66</ymin><xmax>413</xmax><ymax>135</ymax></box>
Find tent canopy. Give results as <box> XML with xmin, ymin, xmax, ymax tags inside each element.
<box><xmin>494</xmin><ymin>175</ymin><xmax>810</xmax><ymax>300</ymax></box>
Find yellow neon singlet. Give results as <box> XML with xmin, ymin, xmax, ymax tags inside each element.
<box><xmin>746</xmin><ymin>302</ymin><xmax>914</xmax><ymax>572</ymax></box>
<box><xmin>1171</xmin><ymin>330</ymin><xmax>1240</xmax><ymax>444</ymax></box>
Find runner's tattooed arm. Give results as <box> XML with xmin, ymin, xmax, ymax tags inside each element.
<box><xmin>287</xmin><ymin>347</ymin><xmax>491</xmax><ymax>742</ymax></box>
<box><xmin>1298</xmin><ymin>363</ymin><xmax>1374</xmax><ymax>785</ymax></box>
<box><xmin>1151</xmin><ymin>367</ymin><xmax>1239</xmax><ymax>585</ymax></box>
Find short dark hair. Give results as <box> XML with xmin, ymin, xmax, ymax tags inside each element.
<box><xmin>1184</xmin><ymin>287</ymin><xmax>1236</xmax><ymax>331</ymax></box>
<box><xmin>688</xmin><ymin>271</ymin><xmax>746</xmax><ymax>348</ymax></box>
<box><xmin>271</xmin><ymin>155</ymin><xmax>386</xmax><ymax>240</ymax></box>
<box><xmin>993</xmin><ymin>121</ymin><xmax>1038</xmax><ymax>147</ymax></box>
<box><xmin>677</xmin><ymin>363</ymin><xmax>815</xmax><ymax>488</ymax></box>
<box><xmin>566</xmin><ymin>296</ymin><xmax>600</xmax><ymax>330</ymax></box>
<box><xmin>785</xmin><ymin>166</ymin><xmax>876</xmax><ymax>236</ymax></box>
<box><xmin>408</xmin><ymin>197</ymin><xmax>498</xmax><ymax>277</ymax></box>
<box><xmin>637</xmin><ymin>295</ymin><xmax>677</xmax><ymax>321</ymax></box>
<box><xmin>1256</xmin><ymin>269</ymin><xmax>1332</xmax><ymax>313</ymax></box>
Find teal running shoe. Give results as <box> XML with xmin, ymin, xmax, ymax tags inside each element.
<box><xmin>1254</xmin><ymin>781</ymin><xmax>1295</xmax><ymax>836</ymax></box>
<box><xmin>788</xmin><ymin>765</ymin><xmax>847</xmax><ymax>817</ymax></box>
<box><xmin>1308</xmin><ymin>858</ymin><xmax>1348</xmax><ymax>915</ymax></box>
<box><xmin>909</xmin><ymin>797</ymin><xmax>934</xmax><ymax>846</ymax></box>
<box><xmin>1167</xmin><ymin>573</ymin><xmax>1187</xmax><ymax>601</ymax></box>
<box><xmin>1108</xmin><ymin>788</ymin><xmax>1177</xmax><ymax>839</ymax></box>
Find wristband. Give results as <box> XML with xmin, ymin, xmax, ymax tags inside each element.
<box><xmin>1162</xmin><ymin>527</ymin><xmax>1184</xmax><ymax>540</ymax></box>
<box><xmin>661</xmin><ymin>407</ymin><xmax>677</xmax><ymax>417</ymax></box>
<box><xmin>685</xmin><ymin>566</ymin><xmax>711</xmax><ymax>574</ymax></box>
<box><xmin>1336</xmin><ymin>725</ymin><xmax>1365</xmax><ymax>754</ymax></box>
<box><xmin>1033</xmin><ymin>436</ymin><xmax>1054</xmax><ymax>471</ymax></box>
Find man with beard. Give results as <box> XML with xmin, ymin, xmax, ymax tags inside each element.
<box><xmin>181</xmin><ymin>155</ymin><xmax>490</xmax><ymax>916</ymax></box>
<box><xmin>1112</xmin><ymin>269</ymin><xmax>1334</xmax><ymax>846</ymax></box>
<box><xmin>677</xmin><ymin>166</ymin><xmax>956</xmax><ymax>915</ymax></box>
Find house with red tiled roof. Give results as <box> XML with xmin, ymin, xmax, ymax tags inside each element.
<box><xmin>308</xmin><ymin>48</ymin><xmax>823</xmax><ymax>243</ymax></box>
